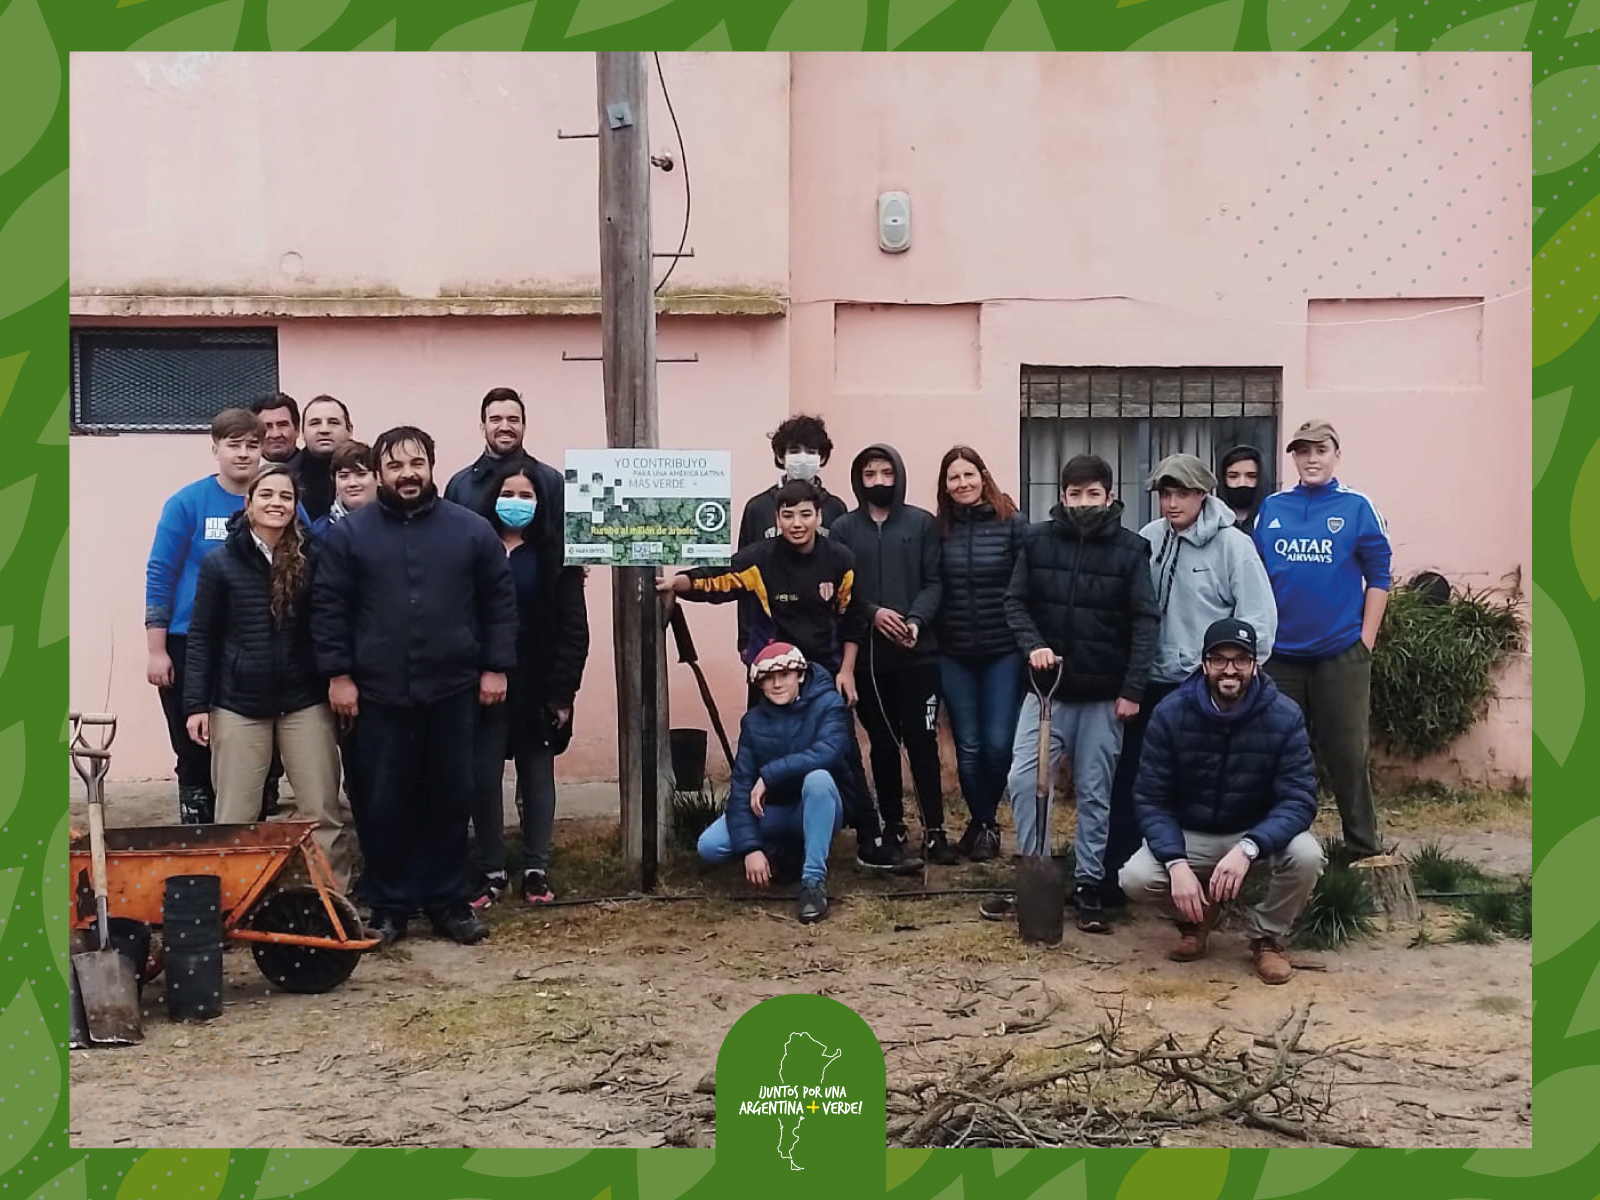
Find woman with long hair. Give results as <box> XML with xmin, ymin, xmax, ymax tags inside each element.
<box><xmin>467</xmin><ymin>460</ymin><xmax>591</xmax><ymax>906</ymax></box>
<box><xmin>183</xmin><ymin>464</ymin><xmax>353</xmax><ymax>889</ymax></box>
<box><xmin>933</xmin><ymin>446</ymin><xmax>1027</xmax><ymax>862</ymax></box>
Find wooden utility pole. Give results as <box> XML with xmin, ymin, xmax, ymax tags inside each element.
<box><xmin>596</xmin><ymin>51</ymin><xmax>668</xmax><ymax>885</ymax></box>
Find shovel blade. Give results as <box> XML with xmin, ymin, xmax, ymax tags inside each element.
<box><xmin>71</xmin><ymin>949</ymin><xmax>143</xmax><ymax>1046</ymax></box>
<box><xmin>67</xmin><ymin>960</ymin><xmax>92</xmax><ymax>1049</ymax></box>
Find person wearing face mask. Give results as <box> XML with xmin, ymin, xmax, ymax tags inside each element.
<box><xmin>181</xmin><ymin>465</ymin><xmax>353</xmax><ymax>890</ymax></box>
<box><xmin>830</xmin><ymin>444</ymin><xmax>952</xmax><ymax>865</ymax></box>
<box><xmin>1253</xmin><ymin>419</ymin><xmax>1391</xmax><ymax>860</ymax></box>
<box><xmin>735</xmin><ymin>415</ymin><xmax>850</xmax><ymax>660</ymax></box>
<box><xmin>1099</xmin><ymin>454</ymin><xmax>1277</xmax><ymax>915</ymax></box>
<box><xmin>979</xmin><ymin>455</ymin><xmax>1160</xmax><ymax>934</ymax></box>
<box><xmin>1217</xmin><ymin>445</ymin><xmax>1267</xmax><ymax>536</ymax></box>
<box><xmin>465</xmin><ymin>463</ymin><xmax>590</xmax><ymax>908</ymax></box>
<box><xmin>312</xmin><ymin>426</ymin><xmax>519</xmax><ymax>948</ymax></box>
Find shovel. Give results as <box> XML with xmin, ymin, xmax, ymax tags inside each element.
<box><xmin>69</xmin><ymin>713</ymin><xmax>143</xmax><ymax>1046</ymax></box>
<box><xmin>1015</xmin><ymin>663</ymin><xmax>1065</xmax><ymax>945</ymax></box>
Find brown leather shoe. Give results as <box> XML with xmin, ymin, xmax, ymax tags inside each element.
<box><xmin>1168</xmin><ymin>906</ymin><xmax>1216</xmax><ymax>962</ymax></box>
<box><xmin>1252</xmin><ymin>937</ymin><xmax>1293</xmax><ymax>985</ymax></box>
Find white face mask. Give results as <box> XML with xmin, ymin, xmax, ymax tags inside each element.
<box><xmin>784</xmin><ymin>452</ymin><xmax>822</xmax><ymax>481</ymax></box>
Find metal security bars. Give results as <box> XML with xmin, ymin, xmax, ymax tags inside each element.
<box><xmin>1020</xmin><ymin>366</ymin><xmax>1282</xmax><ymax>528</ymax></box>
<box><xmin>71</xmin><ymin>328</ymin><xmax>280</xmax><ymax>433</ymax></box>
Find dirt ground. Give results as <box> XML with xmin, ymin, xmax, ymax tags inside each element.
<box><xmin>67</xmin><ymin>784</ymin><xmax>1532</xmax><ymax>1151</ymax></box>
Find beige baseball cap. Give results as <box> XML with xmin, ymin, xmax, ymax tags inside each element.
<box><xmin>1286</xmin><ymin>418</ymin><xmax>1340</xmax><ymax>451</ymax></box>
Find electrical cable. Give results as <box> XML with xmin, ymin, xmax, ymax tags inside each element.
<box><xmin>653</xmin><ymin>51</ymin><xmax>691</xmax><ymax>296</ymax></box>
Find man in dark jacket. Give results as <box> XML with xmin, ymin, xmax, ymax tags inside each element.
<box><xmin>312</xmin><ymin>425</ymin><xmax>519</xmax><ymax>948</ymax></box>
<box><xmin>296</xmin><ymin>395</ymin><xmax>355</xmax><ymax>522</ymax></box>
<box><xmin>695</xmin><ymin>643</ymin><xmax>848</xmax><ymax>924</ymax></box>
<box><xmin>1120</xmin><ymin>618</ymin><xmax>1324</xmax><ymax>985</ymax></box>
<box><xmin>444</xmin><ymin>387</ymin><xmax>565</xmax><ymax>522</ymax></box>
<box><xmin>831</xmin><ymin>444</ymin><xmax>952</xmax><ymax>864</ymax></box>
<box><xmin>987</xmin><ymin>454</ymin><xmax>1159</xmax><ymax>933</ymax></box>
<box><xmin>659</xmin><ymin>479</ymin><xmax>919</xmax><ymax>873</ymax></box>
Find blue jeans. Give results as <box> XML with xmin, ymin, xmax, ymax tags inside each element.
<box><xmin>697</xmin><ymin>769</ymin><xmax>844</xmax><ymax>885</ymax></box>
<box><xmin>940</xmin><ymin>654</ymin><xmax>1025</xmax><ymax>826</ymax></box>
<box><xmin>1007</xmin><ymin>696</ymin><xmax>1124</xmax><ymax>885</ymax></box>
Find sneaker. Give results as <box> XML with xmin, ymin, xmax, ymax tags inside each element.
<box><xmin>971</xmin><ymin>825</ymin><xmax>1002</xmax><ymax>863</ymax></box>
<box><xmin>883</xmin><ymin>823</ymin><xmax>910</xmax><ymax>849</ymax></box>
<box><xmin>924</xmin><ymin>829</ymin><xmax>960</xmax><ymax>866</ymax></box>
<box><xmin>468</xmin><ymin>871</ymin><xmax>510</xmax><ymax>911</ymax></box>
<box><xmin>797</xmin><ymin>882</ymin><xmax>829</xmax><ymax>924</ymax></box>
<box><xmin>1251</xmin><ymin>937</ymin><xmax>1294</xmax><ymax>985</ymax></box>
<box><xmin>857</xmin><ymin>838</ymin><xmax>924</xmax><ymax>874</ymax></box>
<box><xmin>522</xmin><ymin>870</ymin><xmax>555</xmax><ymax>905</ymax></box>
<box><xmin>177</xmin><ymin>784</ymin><xmax>215</xmax><ymax>826</ymax></box>
<box><xmin>978</xmin><ymin>894</ymin><xmax>1016</xmax><ymax>921</ymax></box>
<box><xmin>1169</xmin><ymin>905</ymin><xmax>1217</xmax><ymax>962</ymax></box>
<box><xmin>429</xmin><ymin>906</ymin><xmax>489</xmax><ymax>945</ymax></box>
<box><xmin>955</xmin><ymin>824</ymin><xmax>983</xmax><ymax>858</ymax></box>
<box><xmin>1074</xmin><ymin>884</ymin><xmax>1110</xmax><ymax>934</ymax></box>
<box><xmin>368</xmin><ymin>910</ymin><xmax>408</xmax><ymax>949</ymax></box>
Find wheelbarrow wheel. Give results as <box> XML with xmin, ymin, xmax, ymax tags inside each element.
<box><xmin>247</xmin><ymin>887</ymin><xmax>364</xmax><ymax>995</ymax></box>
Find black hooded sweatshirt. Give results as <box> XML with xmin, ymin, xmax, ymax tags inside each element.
<box><xmin>829</xmin><ymin>443</ymin><xmax>943</xmax><ymax>671</ymax></box>
<box><xmin>1217</xmin><ymin>445</ymin><xmax>1266</xmax><ymax>536</ymax></box>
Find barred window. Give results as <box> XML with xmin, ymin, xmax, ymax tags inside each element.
<box><xmin>71</xmin><ymin>328</ymin><xmax>280</xmax><ymax>433</ymax></box>
<box><xmin>1020</xmin><ymin>366</ymin><xmax>1282</xmax><ymax>528</ymax></box>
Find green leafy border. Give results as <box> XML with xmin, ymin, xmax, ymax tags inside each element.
<box><xmin>0</xmin><ymin>0</ymin><xmax>1580</xmax><ymax>1196</ymax></box>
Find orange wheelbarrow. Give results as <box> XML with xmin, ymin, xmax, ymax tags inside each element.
<box><xmin>68</xmin><ymin>711</ymin><xmax>379</xmax><ymax>995</ymax></box>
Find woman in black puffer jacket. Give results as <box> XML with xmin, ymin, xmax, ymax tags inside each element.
<box><xmin>934</xmin><ymin>446</ymin><xmax>1027</xmax><ymax>861</ymax></box>
<box><xmin>184</xmin><ymin>464</ymin><xmax>352</xmax><ymax>889</ymax></box>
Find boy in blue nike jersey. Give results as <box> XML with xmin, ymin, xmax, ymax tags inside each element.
<box><xmin>1253</xmin><ymin>418</ymin><xmax>1391</xmax><ymax>857</ymax></box>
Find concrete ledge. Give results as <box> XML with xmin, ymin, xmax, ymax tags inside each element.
<box><xmin>69</xmin><ymin>292</ymin><xmax>788</xmax><ymax>319</ymax></box>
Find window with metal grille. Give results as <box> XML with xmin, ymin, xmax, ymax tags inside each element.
<box><xmin>1020</xmin><ymin>366</ymin><xmax>1282</xmax><ymax>528</ymax></box>
<box><xmin>71</xmin><ymin>328</ymin><xmax>280</xmax><ymax>433</ymax></box>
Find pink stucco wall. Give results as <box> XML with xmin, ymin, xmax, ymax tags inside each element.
<box><xmin>69</xmin><ymin>51</ymin><xmax>1532</xmax><ymax>787</ymax></box>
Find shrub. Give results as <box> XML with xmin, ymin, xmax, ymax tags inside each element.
<box><xmin>1291</xmin><ymin>859</ymin><xmax>1379</xmax><ymax>950</ymax></box>
<box><xmin>1369</xmin><ymin>578</ymin><xmax>1525</xmax><ymax>759</ymax></box>
<box><xmin>1409</xmin><ymin>841</ymin><xmax>1493</xmax><ymax>894</ymax></box>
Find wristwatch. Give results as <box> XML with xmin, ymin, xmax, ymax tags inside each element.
<box><xmin>1238</xmin><ymin>838</ymin><xmax>1260</xmax><ymax>862</ymax></box>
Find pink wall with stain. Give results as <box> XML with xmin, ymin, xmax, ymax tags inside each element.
<box><xmin>70</xmin><ymin>51</ymin><xmax>1532</xmax><ymax>788</ymax></box>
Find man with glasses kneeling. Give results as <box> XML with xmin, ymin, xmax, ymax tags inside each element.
<box><xmin>1118</xmin><ymin>619</ymin><xmax>1325</xmax><ymax>985</ymax></box>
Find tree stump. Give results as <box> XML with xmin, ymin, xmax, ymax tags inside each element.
<box><xmin>1355</xmin><ymin>854</ymin><xmax>1422</xmax><ymax>929</ymax></box>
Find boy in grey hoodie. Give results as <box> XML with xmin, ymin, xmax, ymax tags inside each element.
<box><xmin>1099</xmin><ymin>453</ymin><xmax>1278</xmax><ymax>909</ymax></box>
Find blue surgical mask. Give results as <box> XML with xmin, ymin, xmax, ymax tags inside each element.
<box><xmin>496</xmin><ymin>496</ymin><xmax>537</xmax><ymax>528</ymax></box>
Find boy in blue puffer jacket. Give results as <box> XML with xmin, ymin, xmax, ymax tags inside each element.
<box><xmin>1119</xmin><ymin>619</ymin><xmax>1325</xmax><ymax>985</ymax></box>
<box><xmin>696</xmin><ymin>642</ymin><xmax>848</xmax><ymax>924</ymax></box>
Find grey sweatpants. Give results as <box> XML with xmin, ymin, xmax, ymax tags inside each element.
<box><xmin>1119</xmin><ymin>829</ymin><xmax>1326</xmax><ymax>940</ymax></box>
<box><xmin>1007</xmin><ymin>696</ymin><xmax>1123</xmax><ymax>884</ymax></box>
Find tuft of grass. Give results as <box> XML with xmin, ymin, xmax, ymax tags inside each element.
<box><xmin>1291</xmin><ymin>859</ymin><xmax>1379</xmax><ymax>950</ymax></box>
<box><xmin>1370</xmin><ymin>581</ymin><xmax>1525</xmax><ymax>760</ymax></box>
<box><xmin>670</xmin><ymin>788</ymin><xmax>724</xmax><ymax>851</ymax></box>
<box><xmin>1450</xmin><ymin>916</ymin><xmax>1500</xmax><ymax>946</ymax></box>
<box><xmin>1410</xmin><ymin>841</ymin><xmax>1494</xmax><ymax>894</ymax></box>
<box><xmin>1456</xmin><ymin>881</ymin><xmax>1532</xmax><ymax>941</ymax></box>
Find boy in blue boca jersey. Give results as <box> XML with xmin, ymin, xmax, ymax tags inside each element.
<box><xmin>1253</xmin><ymin>419</ymin><xmax>1391</xmax><ymax>858</ymax></box>
<box><xmin>145</xmin><ymin>408</ymin><xmax>266</xmax><ymax>824</ymax></box>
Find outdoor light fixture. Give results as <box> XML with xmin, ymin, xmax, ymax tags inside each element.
<box><xmin>877</xmin><ymin>190</ymin><xmax>911</xmax><ymax>253</ymax></box>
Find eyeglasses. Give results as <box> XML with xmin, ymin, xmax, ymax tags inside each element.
<box><xmin>1203</xmin><ymin>654</ymin><xmax>1254</xmax><ymax>673</ymax></box>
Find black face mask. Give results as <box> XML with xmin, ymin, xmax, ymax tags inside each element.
<box><xmin>1218</xmin><ymin>482</ymin><xmax>1262</xmax><ymax>512</ymax></box>
<box><xmin>862</xmin><ymin>484</ymin><xmax>895</xmax><ymax>508</ymax></box>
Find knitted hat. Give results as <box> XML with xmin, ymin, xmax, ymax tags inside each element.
<box><xmin>749</xmin><ymin>641</ymin><xmax>807</xmax><ymax>683</ymax></box>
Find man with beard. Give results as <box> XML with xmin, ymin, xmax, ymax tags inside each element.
<box><xmin>297</xmin><ymin>395</ymin><xmax>355</xmax><ymax>522</ymax></box>
<box><xmin>1119</xmin><ymin>619</ymin><xmax>1323</xmax><ymax>985</ymax></box>
<box><xmin>313</xmin><ymin>426</ymin><xmax>519</xmax><ymax>947</ymax></box>
<box><xmin>444</xmin><ymin>386</ymin><xmax>562</xmax><ymax>519</ymax></box>
<box><xmin>1217</xmin><ymin>445</ymin><xmax>1266</xmax><ymax>536</ymax></box>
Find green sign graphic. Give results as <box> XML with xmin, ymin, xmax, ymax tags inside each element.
<box><xmin>564</xmin><ymin>448</ymin><xmax>732</xmax><ymax>567</ymax></box>
<box><xmin>714</xmin><ymin>994</ymin><xmax>887</xmax><ymax>1187</ymax></box>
